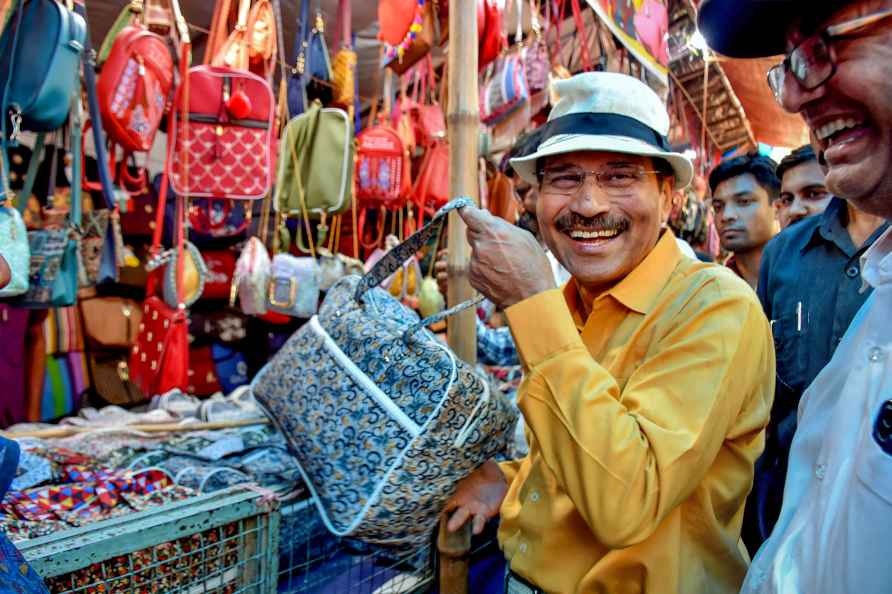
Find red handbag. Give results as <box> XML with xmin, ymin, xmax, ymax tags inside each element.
<box><xmin>410</xmin><ymin>59</ymin><xmax>446</xmax><ymax>147</ymax></box>
<box><xmin>479</xmin><ymin>0</ymin><xmax>504</xmax><ymax>72</ymax></box>
<box><xmin>97</xmin><ymin>24</ymin><xmax>174</xmax><ymax>153</ymax></box>
<box><xmin>355</xmin><ymin>123</ymin><xmax>412</xmax><ymax>210</ymax></box>
<box><xmin>412</xmin><ymin>140</ymin><xmax>450</xmax><ymax>224</ymax></box>
<box><xmin>201</xmin><ymin>250</ymin><xmax>237</xmax><ymax>301</ymax></box>
<box><xmin>187</xmin><ymin>346</ymin><xmax>223</xmax><ymax>396</ymax></box>
<box><xmin>169</xmin><ymin>65</ymin><xmax>275</xmax><ymax>200</ymax></box>
<box><xmin>130</xmin><ymin>22</ymin><xmax>191</xmax><ymax>398</ymax></box>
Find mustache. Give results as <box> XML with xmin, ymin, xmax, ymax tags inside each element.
<box><xmin>555</xmin><ymin>212</ymin><xmax>631</xmax><ymax>234</ymax></box>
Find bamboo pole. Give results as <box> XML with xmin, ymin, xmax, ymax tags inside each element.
<box><xmin>438</xmin><ymin>0</ymin><xmax>478</xmax><ymax>591</ymax></box>
<box><xmin>0</xmin><ymin>418</ymin><xmax>270</xmax><ymax>440</ymax></box>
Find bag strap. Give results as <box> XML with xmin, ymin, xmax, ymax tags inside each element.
<box><xmin>334</xmin><ymin>0</ymin><xmax>350</xmax><ymax>50</ymax></box>
<box><xmin>18</xmin><ymin>132</ymin><xmax>46</xmax><ymax>215</ymax></box>
<box><xmin>282</xmin><ymin>113</ymin><xmax>317</xmax><ymax>258</ymax></box>
<box><xmin>73</xmin><ymin>2</ymin><xmax>118</xmax><ymax>212</ymax></box>
<box><xmin>1</xmin><ymin>0</ymin><xmax>25</xmax><ymax>188</ymax></box>
<box><xmin>272</xmin><ymin>0</ymin><xmax>288</xmax><ymax>84</ymax></box>
<box><xmin>69</xmin><ymin>94</ymin><xmax>83</xmax><ymax>230</ymax></box>
<box><xmin>147</xmin><ymin>17</ymin><xmax>191</xmax><ymax>301</ymax></box>
<box><xmin>355</xmin><ymin>196</ymin><xmax>472</xmax><ymax>301</ymax></box>
<box><xmin>569</xmin><ymin>0</ymin><xmax>592</xmax><ymax>72</ymax></box>
<box><xmin>206</xmin><ymin>0</ymin><xmax>234</xmax><ymax>64</ymax></box>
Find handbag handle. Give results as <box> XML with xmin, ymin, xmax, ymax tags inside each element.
<box><xmin>355</xmin><ymin>196</ymin><xmax>472</xmax><ymax>302</ymax></box>
<box><xmin>569</xmin><ymin>0</ymin><xmax>592</xmax><ymax>72</ymax></box>
<box><xmin>334</xmin><ymin>0</ymin><xmax>351</xmax><ymax>50</ymax></box>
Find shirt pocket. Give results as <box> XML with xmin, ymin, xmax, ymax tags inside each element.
<box><xmin>855</xmin><ymin>398</ymin><xmax>892</xmax><ymax>506</ymax></box>
<box><xmin>771</xmin><ymin>315</ymin><xmax>805</xmax><ymax>394</ymax></box>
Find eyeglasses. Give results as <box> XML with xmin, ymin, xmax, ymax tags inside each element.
<box><xmin>767</xmin><ymin>8</ymin><xmax>892</xmax><ymax>110</ymax></box>
<box><xmin>539</xmin><ymin>165</ymin><xmax>661</xmax><ymax>196</ymax></box>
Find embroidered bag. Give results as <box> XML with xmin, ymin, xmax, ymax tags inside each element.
<box><xmin>252</xmin><ymin>198</ymin><xmax>517</xmax><ymax>548</ymax></box>
<box><xmin>355</xmin><ymin>123</ymin><xmax>411</xmax><ymax>211</ymax></box>
<box><xmin>265</xmin><ymin>253</ymin><xmax>320</xmax><ymax>319</ymax></box>
<box><xmin>96</xmin><ymin>12</ymin><xmax>175</xmax><ymax>154</ymax></box>
<box><xmin>169</xmin><ymin>65</ymin><xmax>275</xmax><ymax>200</ymax></box>
<box><xmin>480</xmin><ymin>52</ymin><xmax>529</xmax><ymax>126</ymax></box>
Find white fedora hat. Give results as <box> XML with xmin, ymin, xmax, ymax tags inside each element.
<box><xmin>510</xmin><ymin>72</ymin><xmax>694</xmax><ymax>190</ymax></box>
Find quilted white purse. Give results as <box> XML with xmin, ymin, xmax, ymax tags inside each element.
<box><xmin>252</xmin><ymin>198</ymin><xmax>517</xmax><ymax>548</ymax></box>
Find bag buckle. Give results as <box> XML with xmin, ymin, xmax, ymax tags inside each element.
<box><xmin>268</xmin><ymin>277</ymin><xmax>297</xmax><ymax>308</ymax></box>
<box><xmin>8</xmin><ymin>109</ymin><xmax>22</xmax><ymax>145</ymax></box>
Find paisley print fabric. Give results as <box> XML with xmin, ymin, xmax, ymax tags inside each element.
<box><xmin>253</xmin><ymin>199</ymin><xmax>517</xmax><ymax>549</ymax></box>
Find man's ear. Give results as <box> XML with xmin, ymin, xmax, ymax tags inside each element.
<box><xmin>659</xmin><ymin>178</ymin><xmax>676</xmax><ymax>223</ymax></box>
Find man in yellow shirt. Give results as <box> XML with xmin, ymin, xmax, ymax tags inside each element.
<box><xmin>446</xmin><ymin>72</ymin><xmax>775</xmax><ymax>594</ymax></box>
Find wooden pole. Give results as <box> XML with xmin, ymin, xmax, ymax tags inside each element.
<box><xmin>438</xmin><ymin>0</ymin><xmax>478</xmax><ymax>591</ymax></box>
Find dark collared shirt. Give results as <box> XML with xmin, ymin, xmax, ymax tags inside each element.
<box><xmin>747</xmin><ymin>197</ymin><xmax>888</xmax><ymax>550</ymax></box>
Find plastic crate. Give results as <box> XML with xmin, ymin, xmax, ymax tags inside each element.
<box><xmin>276</xmin><ymin>498</ymin><xmax>433</xmax><ymax>594</ymax></box>
<box><xmin>19</xmin><ymin>487</ymin><xmax>280</xmax><ymax>594</ymax></box>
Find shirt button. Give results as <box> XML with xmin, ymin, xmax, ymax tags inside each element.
<box><xmin>519</xmin><ymin>542</ymin><xmax>528</xmax><ymax>554</ymax></box>
<box><xmin>529</xmin><ymin>491</ymin><xmax>540</xmax><ymax>503</ymax></box>
<box><xmin>847</xmin><ymin>265</ymin><xmax>860</xmax><ymax>278</ymax></box>
<box><xmin>815</xmin><ymin>463</ymin><xmax>826</xmax><ymax>480</ymax></box>
<box><xmin>869</xmin><ymin>347</ymin><xmax>885</xmax><ymax>363</ymax></box>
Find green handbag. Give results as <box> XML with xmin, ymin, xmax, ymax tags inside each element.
<box><xmin>274</xmin><ymin>100</ymin><xmax>354</xmax><ymax>222</ymax></box>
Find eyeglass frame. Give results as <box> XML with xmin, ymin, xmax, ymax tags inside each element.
<box><xmin>537</xmin><ymin>165</ymin><xmax>665</xmax><ymax>196</ymax></box>
<box><xmin>767</xmin><ymin>7</ymin><xmax>892</xmax><ymax>107</ymax></box>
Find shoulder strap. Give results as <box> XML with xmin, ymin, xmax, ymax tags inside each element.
<box><xmin>73</xmin><ymin>1</ymin><xmax>117</xmax><ymax>211</ymax></box>
<box><xmin>69</xmin><ymin>95</ymin><xmax>82</xmax><ymax>228</ymax></box>
<box><xmin>18</xmin><ymin>132</ymin><xmax>45</xmax><ymax>215</ymax></box>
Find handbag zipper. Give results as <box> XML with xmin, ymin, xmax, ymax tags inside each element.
<box><xmin>186</xmin><ymin>114</ymin><xmax>270</xmax><ymax>129</ymax></box>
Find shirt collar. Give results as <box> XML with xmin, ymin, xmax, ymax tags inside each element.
<box><xmin>861</xmin><ymin>226</ymin><xmax>892</xmax><ymax>289</ymax></box>
<box><xmin>563</xmin><ymin>230</ymin><xmax>682</xmax><ymax>324</ymax></box>
<box><xmin>804</xmin><ymin>197</ymin><xmax>856</xmax><ymax>256</ymax></box>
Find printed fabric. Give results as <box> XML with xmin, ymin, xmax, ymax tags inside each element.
<box><xmin>253</xmin><ymin>199</ymin><xmax>518</xmax><ymax>549</ymax></box>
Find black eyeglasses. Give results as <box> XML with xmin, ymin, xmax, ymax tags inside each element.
<box><xmin>538</xmin><ymin>165</ymin><xmax>660</xmax><ymax>196</ymax></box>
<box><xmin>767</xmin><ymin>8</ymin><xmax>892</xmax><ymax>110</ymax></box>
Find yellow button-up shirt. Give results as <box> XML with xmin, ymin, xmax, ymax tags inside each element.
<box><xmin>499</xmin><ymin>231</ymin><xmax>775</xmax><ymax>594</ymax></box>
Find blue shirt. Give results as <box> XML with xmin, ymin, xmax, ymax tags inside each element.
<box><xmin>748</xmin><ymin>197</ymin><xmax>888</xmax><ymax>547</ymax></box>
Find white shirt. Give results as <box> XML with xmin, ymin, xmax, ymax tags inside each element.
<box><xmin>741</xmin><ymin>227</ymin><xmax>892</xmax><ymax>594</ymax></box>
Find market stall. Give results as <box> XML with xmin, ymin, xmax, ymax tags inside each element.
<box><xmin>0</xmin><ymin>0</ymin><xmax>708</xmax><ymax>592</ymax></box>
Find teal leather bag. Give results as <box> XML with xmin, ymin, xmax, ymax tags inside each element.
<box><xmin>0</xmin><ymin>0</ymin><xmax>86</xmax><ymax>134</ymax></box>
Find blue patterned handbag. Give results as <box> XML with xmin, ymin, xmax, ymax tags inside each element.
<box><xmin>0</xmin><ymin>202</ymin><xmax>29</xmax><ymax>297</ymax></box>
<box><xmin>252</xmin><ymin>198</ymin><xmax>517</xmax><ymax>549</ymax></box>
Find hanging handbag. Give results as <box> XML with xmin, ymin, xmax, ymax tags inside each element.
<box><xmin>480</xmin><ymin>51</ymin><xmax>529</xmax><ymax>126</ymax></box>
<box><xmin>159</xmin><ymin>239</ymin><xmax>207</xmax><ymax>308</ymax></box>
<box><xmin>287</xmin><ymin>0</ymin><xmax>332</xmax><ymax>117</ymax></box>
<box><xmin>412</xmin><ymin>140</ymin><xmax>450</xmax><ymax>223</ymax></box>
<box><xmin>265</xmin><ymin>253</ymin><xmax>320</xmax><ymax>318</ymax></box>
<box><xmin>96</xmin><ymin>5</ymin><xmax>175</xmax><ymax>154</ymax></box>
<box><xmin>168</xmin><ymin>65</ymin><xmax>275</xmax><ymax>200</ymax></box>
<box><xmin>201</xmin><ymin>249</ymin><xmax>237</xmax><ymax>301</ymax></box>
<box><xmin>523</xmin><ymin>0</ymin><xmax>549</xmax><ymax>95</ymax></box>
<box><xmin>0</xmin><ymin>0</ymin><xmax>86</xmax><ymax>136</ymax></box>
<box><xmin>275</xmin><ymin>100</ymin><xmax>354</xmax><ymax>219</ymax></box>
<box><xmin>16</xmin><ymin>123</ymin><xmax>81</xmax><ymax>308</ymax></box>
<box><xmin>209</xmin><ymin>0</ymin><xmax>277</xmax><ymax>80</ymax></box>
<box><xmin>234</xmin><ymin>236</ymin><xmax>271</xmax><ymax>315</ymax></box>
<box><xmin>409</xmin><ymin>58</ymin><xmax>446</xmax><ymax>148</ymax></box>
<box><xmin>252</xmin><ymin>198</ymin><xmax>517</xmax><ymax>548</ymax></box>
<box><xmin>0</xmin><ymin>200</ymin><xmax>29</xmax><ymax>297</ymax></box>
<box><xmin>478</xmin><ymin>0</ymin><xmax>504</xmax><ymax>72</ymax></box>
<box><xmin>487</xmin><ymin>168</ymin><xmax>519</xmax><ymax>223</ymax></box>
<box><xmin>130</xmin><ymin>14</ymin><xmax>191</xmax><ymax>399</ymax></box>
<box><xmin>80</xmin><ymin>296</ymin><xmax>143</xmax><ymax>350</ymax></box>
<box><xmin>380</xmin><ymin>0</ymin><xmax>435</xmax><ymax>75</ymax></box>
<box><xmin>331</xmin><ymin>0</ymin><xmax>356</xmax><ymax>110</ymax></box>
<box><xmin>355</xmin><ymin>123</ymin><xmax>412</xmax><ymax>211</ymax></box>
<box><xmin>78</xmin><ymin>208</ymin><xmax>108</xmax><ymax>288</ymax></box>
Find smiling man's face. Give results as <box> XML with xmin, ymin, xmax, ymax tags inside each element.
<box><xmin>783</xmin><ymin>0</ymin><xmax>892</xmax><ymax>219</ymax></box>
<box><xmin>537</xmin><ymin>151</ymin><xmax>672</xmax><ymax>294</ymax></box>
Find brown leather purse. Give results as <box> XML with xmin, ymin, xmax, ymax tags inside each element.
<box><xmin>487</xmin><ymin>170</ymin><xmax>519</xmax><ymax>224</ymax></box>
<box><xmin>80</xmin><ymin>296</ymin><xmax>143</xmax><ymax>350</ymax></box>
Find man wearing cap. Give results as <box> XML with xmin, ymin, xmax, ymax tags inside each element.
<box><xmin>445</xmin><ymin>71</ymin><xmax>774</xmax><ymax>594</ymax></box>
<box><xmin>699</xmin><ymin>1</ymin><xmax>892</xmax><ymax>592</ymax></box>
